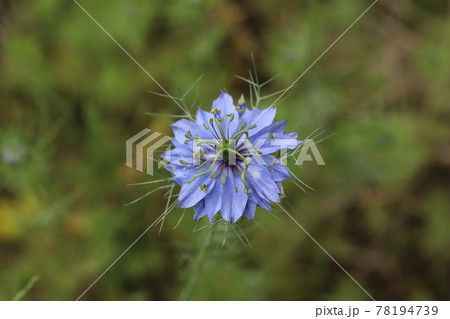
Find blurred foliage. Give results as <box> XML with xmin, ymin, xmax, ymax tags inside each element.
<box><xmin>0</xmin><ymin>0</ymin><xmax>449</xmax><ymax>300</ymax></box>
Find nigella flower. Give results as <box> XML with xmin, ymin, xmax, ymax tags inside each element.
<box><xmin>162</xmin><ymin>92</ymin><xmax>300</xmax><ymax>223</ymax></box>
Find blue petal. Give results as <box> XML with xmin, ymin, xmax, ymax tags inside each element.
<box><xmin>241</xmin><ymin>107</ymin><xmax>276</xmax><ymax>136</ymax></box>
<box><xmin>162</xmin><ymin>139</ymin><xmax>196</xmax><ymax>165</ymax></box>
<box><xmin>203</xmin><ymin>176</ymin><xmax>223</xmax><ymax>222</ymax></box>
<box><xmin>196</xmin><ymin>107</ymin><xmax>237</xmax><ymax>141</ymax></box>
<box><xmin>178</xmin><ymin>163</ymin><xmax>218</xmax><ymax>208</ymax></box>
<box><xmin>276</xmin><ymin>181</ymin><xmax>284</xmax><ymax>194</ymax></box>
<box><xmin>243</xmin><ymin>200</ymin><xmax>257</xmax><ymax>220</ymax></box>
<box><xmin>246</xmin><ymin>164</ymin><xmax>280</xmax><ymax>203</ymax></box>
<box><xmin>220</xmin><ymin>167</ymin><xmax>248</xmax><ymax>223</ymax></box>
<box><xmin>195</xmin><ymin>108</ymin><xmax>214</xmax><ymax>126</ymax></box>
<box><xmin>246</xmin><ymin>178</ymin><xmax>273</xmax><ymax>210</ymax></box>
<box><xmin>211</xmin><ymin>93</ymin><xmax>241</xmax><ymax>139</ymax></box>
<box><xmin>193</xmin><ymin>200</ymin><xmax>206</xmax><ymax>220</ymax></box>
<box><xmin>253</xmin><ymin>133</ymin><xmax>300</xmax><ymax>155</ymax></box>
<box><xmin>250</xmin><ymin>120</ymin><xmax>287</xmax><ymax>142</ymax></box>
<box><xmin>171</xmin><ymin>164</ymin><xmax>198</xmax><ymax>185</ymax></box>
<box><xmin>211</xmin><ymin>91</ymin><xmax>236</xmax><ymax>115</ymax></box>
<box><xmin>225</xmin><ymin>115</ymin><xmax>240</xmax><ymax>140</ymax></box>
<box><xmin>261</xmin><ymin>155</ymin><xmax>291</xmax><ymax>182</ymax></box>
<box><xmin>171</xmin><ymin>119</ymin><xmax>214</xmax><ymax>144</ymax></box>
<box><xmin>270</xmin><ymin>165</ymin><xmax>291</xmax><ymax>183</ymax></box>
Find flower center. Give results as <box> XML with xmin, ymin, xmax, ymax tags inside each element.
<box><xmin>183</xmin><ymin>114</ymin><xmax>259</xmax><ymax>192</ymax></box>
<box><xmin>221</xmin><ymin>147</ymin><xmax>232</xmax><ymax>163</ymax></box>
<box><xmin>218</xmin><ymin>140</ymin><xmax>241</xmax><ymax>165</ymax></box>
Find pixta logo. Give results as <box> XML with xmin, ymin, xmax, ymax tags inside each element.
<box><xmin>126</xmin><ymin>129</ymin><xmax>325</xmax><ymax>176</ymax></box>
<box><xmin>126</xmin><ymin>129</ymin><xmax>171</xmax><ymax>176</ymax></box>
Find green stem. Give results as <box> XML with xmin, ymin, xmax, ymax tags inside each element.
<box><xmin>195</xmin><ymin>139</ymin><xmax>222</xmax><ymax>148</ymax></box>
<box><xmin>214</xmin><ymin>118</ymin><xmax>227</xmax><ymax>140</ymax></box>
<box><xmin>179</xmin><ymin>227</ymin><xmax>215</xmax><ymax>300</ymax></box>
<box><xmin>231</xmin><ymin>130</ymin><xmax>250</xmax><ymax>141</ymax></box>
<box><xmin>185</xmin><ymin>150</ymin><xmax>223</xmax><ymax>183</ymax></box>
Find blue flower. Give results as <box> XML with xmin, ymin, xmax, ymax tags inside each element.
<box><xmin>162</xmin><ymin>92</ymin><xmax>300</xmax><ymax>223</ymax></box>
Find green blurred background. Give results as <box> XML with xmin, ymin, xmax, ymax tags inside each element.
<box><xmin>0</xmin><ymin>0</ymin><xmax>449</xmax><ymax>300</ymax></box>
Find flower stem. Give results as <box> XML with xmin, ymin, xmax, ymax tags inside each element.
<box><xmin>178</xmin><ymin>227</ymin><xmax>215</xmax><ymax>300</ymax></box>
